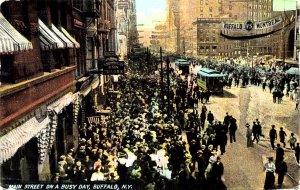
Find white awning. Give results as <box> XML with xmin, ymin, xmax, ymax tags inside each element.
<box><xmin>91</xmin><ymin>76</ymin><xmax>100</xmax><ymax>89</ymax></box>
<box><xmin>51</xmin><ymin>24</ymin><xmax>74</xmax><ymax>48</ymax></box>
<box><xmin>0</xmin><ymin>12</ymin><xmax>33</xmax><ymax>54</ymax></box>
<box><xmin>0</xmin><ymin>116</ymin><xmax>50</xmax><ymax>164</ymax></box>
<box><xmin>48</xmin><ymin>92</ymin><xmax>79</xmax><ymax>114</ymax></box>
<box><xmin>61</xmin><ymin>27</ymin><xmax>80</xmax><ymax>48</ymax></box>
<box><xmin>38</xmin><ymin>19</ymin><xmax>65</xmax><ymax>49</ymax></box>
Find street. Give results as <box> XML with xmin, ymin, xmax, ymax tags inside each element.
<box><xmin>205</xmin><ymin>84</ymin><xmax>299</xmax><ymax>189</ymax></box>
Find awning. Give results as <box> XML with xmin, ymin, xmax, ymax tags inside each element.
<box><xmin>38</xmin><ymin>19</ymin><xmax>65</xmax><ymax>49</ymax></box>
<box><xmin>51</xmin><ymin>24</ymin><xmax>74</xmax><ymax>48</ymax></box>
<box><xmin>48</xmin><ymin>92</ymin><xmax>79</xmax><ymax>114</ymax></box>
<box><xmin>0</xmin><ymin>116</ymin><xmax>50</xmax><ymax>164</ymax></box>
<box><xmin>61</xmin><ymin>27</ymin><xmax>80</xmax><ymax>48</ymax></box>
<box><xmin>0</xmin><ymin>12</ymin><xmax>33</xmax><ymax>54</ymax></box>
<box><xmin>0</xmin><ymin>26</ymin><xmax>15</xmax><ymax>53</ymax></box>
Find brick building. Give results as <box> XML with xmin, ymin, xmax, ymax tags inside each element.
<box><xmin>165</xmin><ymin>0</ymin><xmax>295</xmax><ymax>59</ymax></box>
<box><xmin>0</xmin><ymin>0</ymin><xmax>117</xmax><ymax>183</ymax></box>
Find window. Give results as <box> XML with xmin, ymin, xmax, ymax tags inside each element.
<box><xmin>206</xmin><ymin>37</ymin><xmax>209</xmax><ymax>41</ymax></box>
<box><xmin>229</xmin><ymin>13</ymin><xmax>232</xmax><ymax>17</ymax></box>
<box><xmin>219</xmin><ymin>7</ymin><xmax>222</xmax><ymax>11</ymax></box>
<box><xmin>209</xmin><ymin>7</ymin><xmax>212</xmax><ymax>12</ymax></box>
<box><xmin>218</xmin><ymin>0</ymin><xmax>222</xmax><ymax>3</ymax></box>
<box><xmin>200</xmin><ymin>0</ymin><xmax>203</xmax><ymax>5</ymax></box>
<box><xmin>229</xmin><ymin>5</ymin><xmax>232</xmax><ymax>10</ymax></box>
<box><xmin>209</xmin><ymin>14</ymin><xmax>212</xmax><ymax>18</ymax></box>
<box><xmin>0</xmin><ymin>55</ymin><xmax>14</xmax><ymax>84</ymax></box>
<box><xmin>200</xmin><ymin>14</ymin><xmax>203</xmax><ymax>18</ymax></box>
<box><xmin>200</xmin><ymin>7</ymin><xmax>203</xmax><ymax>12</ymax></box>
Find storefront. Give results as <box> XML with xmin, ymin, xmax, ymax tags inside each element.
<box><xmin>0</xmin><ymin>92</ymin><xmax>80</xmax><ymax>183</ymax></box>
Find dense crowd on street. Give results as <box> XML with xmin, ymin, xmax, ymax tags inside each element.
<box><xmin>52</xmin><ymin>58</ymin><xmax>299</xmax><ymax>190</ymax></box>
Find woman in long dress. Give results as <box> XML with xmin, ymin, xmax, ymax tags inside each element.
<box><xmin>264</xmin><ymin>157</ymin><xmax>276</xmax><ymax>189</ymax></box>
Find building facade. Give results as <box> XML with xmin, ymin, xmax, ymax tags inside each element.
<box><xmin>0</xmin><ymin>0</ymin><xmax>117</xmax><ymax>183</ymax></box>
<box><xmin>164</xmin><ymin>0</ymin><xmax>295</xmax><ymax>60</ymax></box>
<box><xmin>115</xmin><ymin>0</ymin><xmax>137</xmax><ymax>60</ymax></box>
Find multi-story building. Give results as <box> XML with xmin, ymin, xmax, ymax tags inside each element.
<box><xmin>115</xmin><ymin>0</ymin><xmax>137</xmax><ymax>60</ymax></box>
<box><xmin>0</xmin><ymin>0</ymin><xmax>80</xmax><ymax>182</ymax></box>
<box><xmin>295</xmin><ymin>1</ymin><xmax>300</xmax><ymax>60</ymax></box>
<box><xmin>0</xmin><ymin>0</ymin><xmax>117</xmax><ymax>183</ymax></box>
<box><xmin>165</xmin><ymin>0</ymin><xmax>295</xmax><ymax>60</ymax></box>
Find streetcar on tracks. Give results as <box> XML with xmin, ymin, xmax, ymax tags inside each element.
<box><xmin>175</xmin><ymin>59</ymin><xmax>191</xmax><ymax>75</ymax></box>
<box><xmin>197</xmin><ymin>68</ymin><xmax>226</xmax><ymax>94</ymax></box>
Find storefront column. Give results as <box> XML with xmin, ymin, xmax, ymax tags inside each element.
<box><xmin>38</xmin><ymin>154</ymin><xmax>51</xmax><ymax>181</ymax></box>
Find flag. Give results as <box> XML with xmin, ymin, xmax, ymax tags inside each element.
<box><xmin>273</xmin><ymin>0</ymin><xmax>296</xmax><ymax>11</ymax></box>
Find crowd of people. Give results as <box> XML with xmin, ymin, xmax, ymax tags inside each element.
<box><xmin>52</xmin><ymin>58</ymin><xmax>299</xmax><ymax>190</ymax></box>
<box><xmin>52</xmin><ymin>63</ymin><xmax>235</xmax><ymax>190</ymax></box>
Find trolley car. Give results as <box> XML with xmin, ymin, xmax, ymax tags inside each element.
<box><xmin>175</xmin><ymin>59</ymin><xmax>191</xmax><ymax>74</ymax></box>
<box><xmin>197</xmin><ymin>68</ymin><xmax>226</xmax><ymax>94</ymax></box>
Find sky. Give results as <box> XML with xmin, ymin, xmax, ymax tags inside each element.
<box><xmin>136</xmin><ymin>0</ymin><xmax>166</xmax><ymax>29</ymax></box>
<box><xmin>273</xmin><ymin>0</ymin><xmax>297</xmax><ymax>11</ymax></box>
<box><xmin>135</xmin><ymin>0</ymin><xmax>166</xmax><ymax>45</ymax></box>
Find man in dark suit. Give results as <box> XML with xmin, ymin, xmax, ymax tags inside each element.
<box><xmin>269</xmin><ymin>125</ymin><xmax>277</xmax><ymax>150</ymax></box>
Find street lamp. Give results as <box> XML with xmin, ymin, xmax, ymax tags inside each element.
<box><xmin>166</xmin><ymin>56</ymin><xmax>171</xmax><ymax>120</ymax></box>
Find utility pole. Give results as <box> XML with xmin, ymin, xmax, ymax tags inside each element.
<box><xmin>160</xmin><ymin>47</ymin><xmax>164</xmax><ymax>110</ymax></box>
<box><xmin>166</xmin><ymin>56</ymin><xmax>170</xmax><ymax>120</ymax></box>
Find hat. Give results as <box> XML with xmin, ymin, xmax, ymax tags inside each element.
<box><xmin>246</xmin><ymin>123</ymin><xmax>250</xmax><ymax>127</ymax></box>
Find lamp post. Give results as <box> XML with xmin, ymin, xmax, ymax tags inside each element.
<box><xmin>160</xmin><ymin>47</ymin><xmax>164</xmax><ymax>110</ymax></box>
<box><xmin>166</xmin><ymin>56</ymin><xmax>171</xmax><ymax>120</ymax></box>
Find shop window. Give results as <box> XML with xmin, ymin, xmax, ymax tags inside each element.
<box><xmin>0</xmin><ymin>55</ymin><xmax>14</xmax><ymax>85</ymax></box>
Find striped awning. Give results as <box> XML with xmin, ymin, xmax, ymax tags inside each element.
<box><xmin>0</xmin><ymin>12</ymin><xmax>33</xmax><ymax>54</ymax></box>
<box><xmin>0</xmin><ymin>116</ymin><xmax>50</xmax><ymax>164</ymax></box>
<box><xmin>38</xmin><ymin>19</ymin><xmax>65</xmax><ymax>50</ymax></box>
<box><xmin>61</xmin><ymin>27</ymin><xmax>80</xmax><ymax>48</ymax></box>
<box><xmin>51</xmin><ymin>24</ymin><xmax>74</xmax><ymax>48</ymax></box>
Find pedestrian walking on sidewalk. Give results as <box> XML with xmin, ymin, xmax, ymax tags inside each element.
<box><xmin>207</xmin><ymin>111</ymin><xmax>214</xmax><ymax>125</ymax></box>
<box><xmin>229</xmin><ymin>117</ymin><xmax>237</xmax><ymax>143</ymax></box>
<box><xmin>252</xmin><ymin>121</ymin><xmax>260</xmax><ymax>144</ymax></box>
<box><xmin>275</xmin><ymin>160</ymin><xmax>287</xmax><ymax>188</ymax></box>
<box><xmin>264</xmin><ymin>157</ymin><xmax>276</xmax><ymax>190</ymax></box>
<box><xmin>246</xmin><ymin>123</ymin><xmax>253</xmax><ymax>147</ymax></box>
<box><xmin>275</xmin><ymin>144</ymin><xmax>285</xmax><ymax>168</ymax></box>
<box><xmin>279</xmin><ymin>127</ymin><xmax>287</xmax><ymax>148</ymax></box>
<box><xmin>288</xmin><ymin>133</ymin><xmax>297</xmax><ymax>150</ymax></box>
<box><xmin>269</xmin><ymin>125</ymin><xmax>277</xmax><ymax>150</ymax></box>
